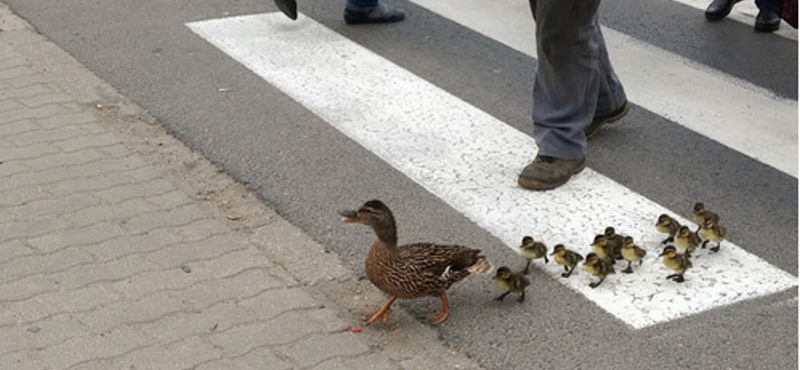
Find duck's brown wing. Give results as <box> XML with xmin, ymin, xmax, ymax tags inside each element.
<box><xmin>398</xmin><ymin>243</ymin><xmax>482</xmax><ymax>276</ymax></box>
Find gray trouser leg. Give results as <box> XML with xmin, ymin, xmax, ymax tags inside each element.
<box><xmin>530</xmin><ymin>0</ymin><xmax>626</xmax><ymax>159</ymax></box>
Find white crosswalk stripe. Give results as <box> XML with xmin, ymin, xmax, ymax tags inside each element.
<box><xmin>187</xmin><ymin>12</ymin><xmax>797</xmax><ymax>329</ymax></box>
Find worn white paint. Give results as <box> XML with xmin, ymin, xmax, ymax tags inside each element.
<box><xmin>408</xmin><ymin>0</ymin><xmax>799</xmax><ymax>178</ymax></box>
<box><xmin>186</xmin><ymin>13</ymin><xmax>797</xmax><ymax>329</ymax></box>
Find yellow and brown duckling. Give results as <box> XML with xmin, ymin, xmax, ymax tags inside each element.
<box><xmin>583</xmin><ymin>252</ymin><xmax>615</xmax><ymax>288</ymax></box>
<box><xmin>493</xmin><ymin>266</ymin><xmax>531</xmax><ymax>303</ymax></box>
<box><xmin>551</xmin><ymin>244</ymin><xmax>584</xmax><ymax>278</ymax></box>
<box><xmin>673</xmin><ymin>225</ymin><xmax>702</xmax><ymax>256</ymax></box>
<box><xmin>656</xmin><ymin>213</ymin><xmax>682</xmax><ymax>245</ymax></box>
<box><xmin>590</xmin><ymin>234</ymin><xmax>615</xmax><ymax>265</ymax></box>
<box><xmin>519</xmin><ymin>236</ymin><xmax>548</xmax><ymax>274</ymax></box>
<box><xmin>659</xmin><ymin>245</ymin><xmax>692</xmax><ymax>283</ymax></box>
<box><xmin>692</xmin><ymin>202</ymin><xmax>720</xmax><ymax>233</ymax></box>
<box><xmin>620</xmin><ymin>236</ymin><xmax>646</xmax><ymax>274</ymax></box>
<box><xmin>603</xmin><ymin>227</ymin><xmax>626</xmax><ymax>260</ymax></box>
<box><xmin>339</xmin><ymin>200</ymin><xmax>491</xmax><ymax>326</ymax></box>
<box><xmin>698</xmin><ymin>218</ymin><xmax>726</xmax><ymax>253</ymax></box>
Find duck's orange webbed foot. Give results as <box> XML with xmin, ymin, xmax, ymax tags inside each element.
<box><xmin>364</xmin><ymin>297</ymin><xmax>396</xmax><ymax>326</ymax></box>
<box><xmin>426</xmin><ymin>294</ymin><xmax>449</xmax><ymax>325</ymax></box>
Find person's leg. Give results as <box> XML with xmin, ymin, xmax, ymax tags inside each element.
<box><xmin>344</xmin><ymin>0</ymin><xmax>405</xmax><ymax>24</ymax></box>
<box><xmin>584</xmin><ymin>18</ymin><xmax>629</xmax><ymax>139</ymax></box>
<box><xmin>755</xmin><ymin>0</ymin><xmax>782</xmax><ymax>32</ymax></box>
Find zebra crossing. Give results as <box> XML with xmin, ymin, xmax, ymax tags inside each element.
<box><xmin>186</xmin><ymin>7</ymin><xmax>797</xmax><ymax>329</ymax></box>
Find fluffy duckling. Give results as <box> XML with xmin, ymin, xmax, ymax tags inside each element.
<box><xmin>656</xmin><ymin>214</ymin><xmax>681</xmax><ymax>245</ymax></box>
<box><xmin>620</xmin><ymin>236</ymin><xmax>646</xmax><ymax>274</ymax></box>
<box><xmin>673</xmin><ymin>225</ymin><xmax>702</xmax><ymax>256</ymax></box>
<box><xmin>583</xmin><ymin>252</ymin><xmax>615</xmax><ymax>288</ymax></box>
<box><xmin>493</xmin><ymin>266</ymin><xmax>531</xmax><ymax>303</ymax></box>
<box><xmin>659</xmin><ymin>245</ymin><xmax>692</xmax><ymax>283</ymax></box>
<box><xmin>590</xmin><ymin>234</ymin><xmax>615</xmax><ymax>264</ymax></box>
<box><xmin>603</xmin><ymin>227</ymin><xmax>625</xmax><ymax>260</ymax></box>
<box><xmin>699</xmin><ymin>218</ymin><xmax>726</xmax><ymax>253</ymax></box>
<box><xmin>339</xmin><ymin>200</ymin><xmax>491</xmax><ymax>326</ymax></box>
<box><xmin>692</xmin><ymin>202</ymin><xmax>720</xmax><ymax>232</ymax></box>
<box><xmin>551</xmin><ymin>244</ymin><xmax>584</xmax><ymax>278</ymax></box>
<box><xmin>519</xmin><ymin>236</ymin><xmax>548</xmax><ymax>274</ymax></box>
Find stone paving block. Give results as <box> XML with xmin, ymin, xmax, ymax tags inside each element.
<box><xmin>5</xmin><ymin>192</ymin><xmax>101</xmax><ymax>222</ymax></box>
<box><xmin>15</xmin><ymin>282</ymin><xmax>123</xmax><ymax>323</ymax></box>
<box><xmin>0</xmin><ymin>118</ymin><xmax>34</xmax><ymax>136</ymax></box>
<box><xmin>42</xmin><ymin>169</ymin><xmax>140</xmax><ymax>197</ymax></box>
<box><xmin>143</xmin><ymin>189</ymin><xmax>193</xmax><ymax>210</ymax></box>
<box><xmin>121</xmin><ymin>203</ymin><xmax>208</xmax><ymax>235</ymax></box>
<box><xmin>138</xmin><ymin>299</ymin><xmax>257</xmax><ymax>345</ymax></box>
<box><xmin>0</xmin><ymin>142</ymin><xmax>61</xmax><ymax>163</ymax></box>
<box><xmin>37</xmin><ymin>323</ymin><xmax>152</xmax><ymax>370</ymax></box>
<box><xmin>66</xmin><ymin>197</ymin><xmax>159</xmax><ymax>229</ymax></box>
<box><xmin>26</xmin><ymin>221</ymin><xmax>128</xmax><ymax>254</ymax></box>
<box><xmin>0</xmin><ymin>167</ymin><xmax>86</xmax><ymax>193</ymax></box>
<box><xmin>171</xmin><ymin>218</ymin><xmax>233</xmax><ymax>241</ymax></box>
<box><xmin>92</xmin><ymin>177</ymin><xmax>176</xmax><ymax>204</ymax></box>
<box><xmin>6</xmin><ymin>123</ymin><xmax>85</xmax><ymax>147</ymax></box>
<box><xmin>238</xmin><ymin>287</ymin><xmax>321</xmax><ymax>321</ymax></box>
<box><xmin>34</xmin><ymin>111</ymin><xmax>97</xmax><ymax>130</ymax></box>
<box><xmin>304</xmin><ymin>307</ymin><xmax>351</xmax><ymax>333</ymax></box>
<box><xmin>310</xmin><ymin>354</ymin><xmax>401</xmax><ymax>370</ymax></box>
<box><xmin>70</xmin><ymin>155</ymin><xmax>149</xmax><ymax>178</ymax></box>
<box><xmin>20</xmin><ymin>92</ymin><xmax>73</xmax><ymax>108</ymax></box>
<box><xmin>0</xmin><ymin>273</ymin><xmax>59</xmax><ymax>301</ymax></box>
<box><xmin>144</xmin><ymin>233</ymin><xmax>248</xmax><ymax>269</ymax></box>
<box><xmin>196</xmin><ymin>346</ymin><xmax>291</xmax><ymax>370</ymax></box>
<box><xmin>75</xmin><ymin>290</ymin><xmax>188</xmax><ymax>334</ymax></box>
<box><xmin>0</xmin><ymin>65</ymin><xmax>35</xmax><ymax>80</ymax></box>
<box><xmin>0</xmin><ymin>243</ymin><xmax>94</xmax><ymax>284</ymax></box>
<box><xmin>176</xmin><ymin>268</ymin><xmax>284</xmax><ymax>310</ymax></box>
<box><xmin>0</xmin><ymin>104</ymin><xmax>67</xmax><ymax>123</ymax></box>
<box><xmin>275</xmin><ymin>331</ymin><xmax>371</xmax><ymax>369</ymax></box>
<box><xmin>55</xmin><ymin>132</ymin><xmax>120</xmax><ymax>153</ymax></box>
<box><xmin>0</xmin><ymin>239</ymin><xmax>36</xmax><ymax>261</ymax></box>
<box><xmin>0</xmin><ymin>314</ymin><xmax>89</xmax><ymax>357</ymax></box>
<box><xmin>207</xmin><ymin>311</ymin><xmax>322</xmax><ymax>358</ymax></box>
<box><xmin>0</xmin><ymin>98</ymin><xmax>20</xmax><ymax>112</ymax></box>
<box><xmin>0</xmin><ymin>350</ymin><xmax>51</xmax><ymax>370</ymax></box>
<box><xmin>81</xmin><ymin>228</ymin><xmax>183</xmax><ymax>262</ymax></box>
<box><xmin>48</xmin><ymin>252</ymin><xmax>162</xmax><ymax>291</ymax></box>
<box><xmin>195</xmin><ymin>245</ymin><xmax>272</xmax><ymax>278</ymax></box>
<box><xmin>107</xmin><ymin>335</ymin><xmax>221</xmax><ymax>370</ymax></box>
<box><xmin>18</xmin><ymin>148</ymin><xmax>109</xmax><ymax>172</ymax></box>
<box><xmin>0</xmin><ymin>215</ymin><xmax>72</xmax><ymax>244</ymax></box>
<box><xmin>110</xmin><ymin>262</ymin><xmax>220</xmax><ymax>300</ymax></box>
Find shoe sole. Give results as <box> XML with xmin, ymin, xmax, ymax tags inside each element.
<box><xmin>517</xmin><ymin>161</ymin><xmax>587</xmax><ymax>191</ymax></box>
<box><xmin>585</xmin><ymin>101</ymin><xmax>630</xmax><ymax>140</ymax></box>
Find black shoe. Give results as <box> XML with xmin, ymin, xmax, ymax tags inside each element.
<box><xmin>344</xmin><ymin>4</ymin><xmax>405</xmax><ymax>25</ymax></box>
<box><xmin>755</xmin><ymin>10</ymin><xmax>781</xmax><ymax>32</ymax></box>
<box><xmin>584</xmin><ymin>101</ymin><xmax>629</xmax><ymax>139</ymax></box>
<box><xmin>705</xmin><ymin>0</ymin><xmax>741</xmax><ymax>21</ymax></box>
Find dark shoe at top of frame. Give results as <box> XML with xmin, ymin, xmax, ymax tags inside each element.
<box><xmin>584</xmin><ymin>100</ymin><xmax>630</xmax><ymax>140</ymax></box>
<box><xmin>755</xmin><ymin>10</ymin><xmax>781</xmax><ymax>32</ymax></box>
<box><xmin>517</xmin><ymin>155</ymin><xmax>586</xmax><ymax>191</ymax></box>
<box><xmin>705</xmin><ymin>0</ymin><xmax>742</xmax><ymax>21</ymax></box>
<box><xmin>344</xmin><ymin>3</ymin><xmax>405</xmax><ymax>24</ymax></box>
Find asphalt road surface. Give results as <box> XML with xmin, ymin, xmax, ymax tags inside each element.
<box><xmin>3</xmin><ymin>0</ymin><xmax>797</xmax><ymax>369</ymax></box>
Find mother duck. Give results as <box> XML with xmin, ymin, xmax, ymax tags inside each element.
<box><xmin>339</xmin><ymin>200</ymin><xmax>491</xmax><ymax>325</ymax></box>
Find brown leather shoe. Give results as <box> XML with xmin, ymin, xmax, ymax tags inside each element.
<box><xmin>584</xmin><ymin>101</ymin><xmax>630</xmax><ymax>139</ymax></box>
<box><xmin>518</xmin><ymin>155</ymin><xmax>586</xmax><ymax>191</ymax></box>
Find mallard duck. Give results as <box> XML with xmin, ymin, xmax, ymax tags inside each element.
<box><xmin>493</xmin><ymin>266</ymin><xmax>531</xmax><ymax>303</ymax></box>
<box><xmin>673</xmin><ymin>225</ymin><xmax>701</xmax><ymax>256</ymax></box>
<box><xmin>590</xmin><ymin>234</ymin><xmax>615</xmax><ymax>264</ymax></box>
<box><xmin>698</xmin><ymin>218</ymin><xmax>726</xmax><ymax>253</ymax></box>
<box><xmin>656</xmin><ymin>214</ymin><xmax>681</xmax><ymax>245</ymax></box>
<box><xmin>519</xmin><ymin>236</ymin><xmax>548</xmax><ymax>274</ymax></box>
<box><xmin>620</xmin><ymin>236</ymin><xmax>646</xmax><ymax>274</ymax></box>
<box><xmin>603</xmin><ymin>227</ymin><xmax>625</xmax><ymax>260</ymax></box>
<box><xmin>551</xmin><ymin>244</ymin><xmax>583</xmax><ymax>278</ymax></box>
<box><xmin>339</xmin><ymin>200</ymin><xmax>491</xmax><ymax>326</ymax></box>
<box><xmin>583</xmin><ymin>252</ymin><xmax>615</xmax><ymax>288</ymax></box>
<box><xmin>692</xmin><ymin>202</ymin><xmax>719</xmax><ymax>233</ymax></box>
<box><xmin>659</xmin><ymin>245</ymin><xmax>692</xmax><ymax>283</ymax></box>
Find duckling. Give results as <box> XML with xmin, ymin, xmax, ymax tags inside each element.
<box><xmin>620</xmin><ymin>236</ymin><xmax>646</xmax><ymax>274</ymax></box>
<box><xmin>659</xmin><ymin>245</ymin><xmax>692</xmax><ymax>283</ymax></box>
<box><xmin>551</xmin><ymin>244</ymin><xmax>584</xmax><ymax>278</ymax></box>
<box><xmin>590</xmin><ymin>234</ymin><xmax>615</xmax><ymax>265</ymax></box>
<box><xmin>673</xmin><ymin>226</ymin><xmax>702</xmax><ymax>256</ymax></box>
<box><xmin>339</xmin><ymin>200</ymin><xmax>491</xmax><ymax>326</ymax></box>
<box><xmin>493</xmin><ymin>266</ymin><xmax>531</xmax><ymax>303</ymax></box>
<box><xmin>692</xmin><ymin>202</ymin><xmax>720</xmax><ymax>233</ymax></box>
<box><xmin>656</xmin><ymin>214</ymin><xmax>682</xmax><ymax>245</ymax></box>
<box><xmin>519</xmin><ymin>236</ymin><xmax>548</xmax><ymax>274</ymax></box>
<box><xmin>603</xmin><ymin>227</ymin><xmax>625</xmax><ymax>260</ymax></box>
<box><xmin>698</xmin><ymin>218</ymin><xmax>726</xmax><ymax>253</ymax></box>
<box><xmin>583</xmin><ymin>252</ymin><xmax>615</xmax><ymax>288</ymax></box>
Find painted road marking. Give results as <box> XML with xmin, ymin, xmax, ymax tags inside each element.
<box><xmin>409</xmin><ymin>0</ymin><xmax>798</xmax><ymax>178</ymax></box>
<box><xmin>187</xmin><ymin>13</ymin><xmax>797</xmax><ymax>329</ymax></box>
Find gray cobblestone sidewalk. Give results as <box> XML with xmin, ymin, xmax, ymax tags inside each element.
<box><xmin>0</xmin><ymin>5</ymin><xmax>482</xmax><ymax>370</ymax></box>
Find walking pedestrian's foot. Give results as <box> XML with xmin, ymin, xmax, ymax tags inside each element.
<box><xmin>755</xmin><ymin>10</ymin><xmax>780</xmax><ymax>32</ymax></box>
<box><xmin>584</xmin><ymin>100</ymin><xmax>630</xmax><ymax>139</ymax></box>
<box><xmin>705</xmin><ymin>0</ymin><xmax>742</xmax><ymax>21</ymax></box>
<box><xmin>344</xmin><ymin>1</ymin><xmax>405</xmax><ymax>24</ymax></box>
<box><xmin>517</xmin><ymin>155</ymin><xmax>586</xmax><ymax>191</ymax></box>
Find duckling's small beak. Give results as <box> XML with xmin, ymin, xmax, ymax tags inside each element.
<box><xmin>549</xmin><ymin>251</ymin><xmax>556</xmax><ymax>256</ymax></box>
<box><xmin>658</xmin><ymin>252</ymin><xmax>665</xmax><ymax>257</ymax></box>
<box><xmin>338</xmin><ymin>210</ymin><xmax>359</xmax><ymax>222</ymax></box>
